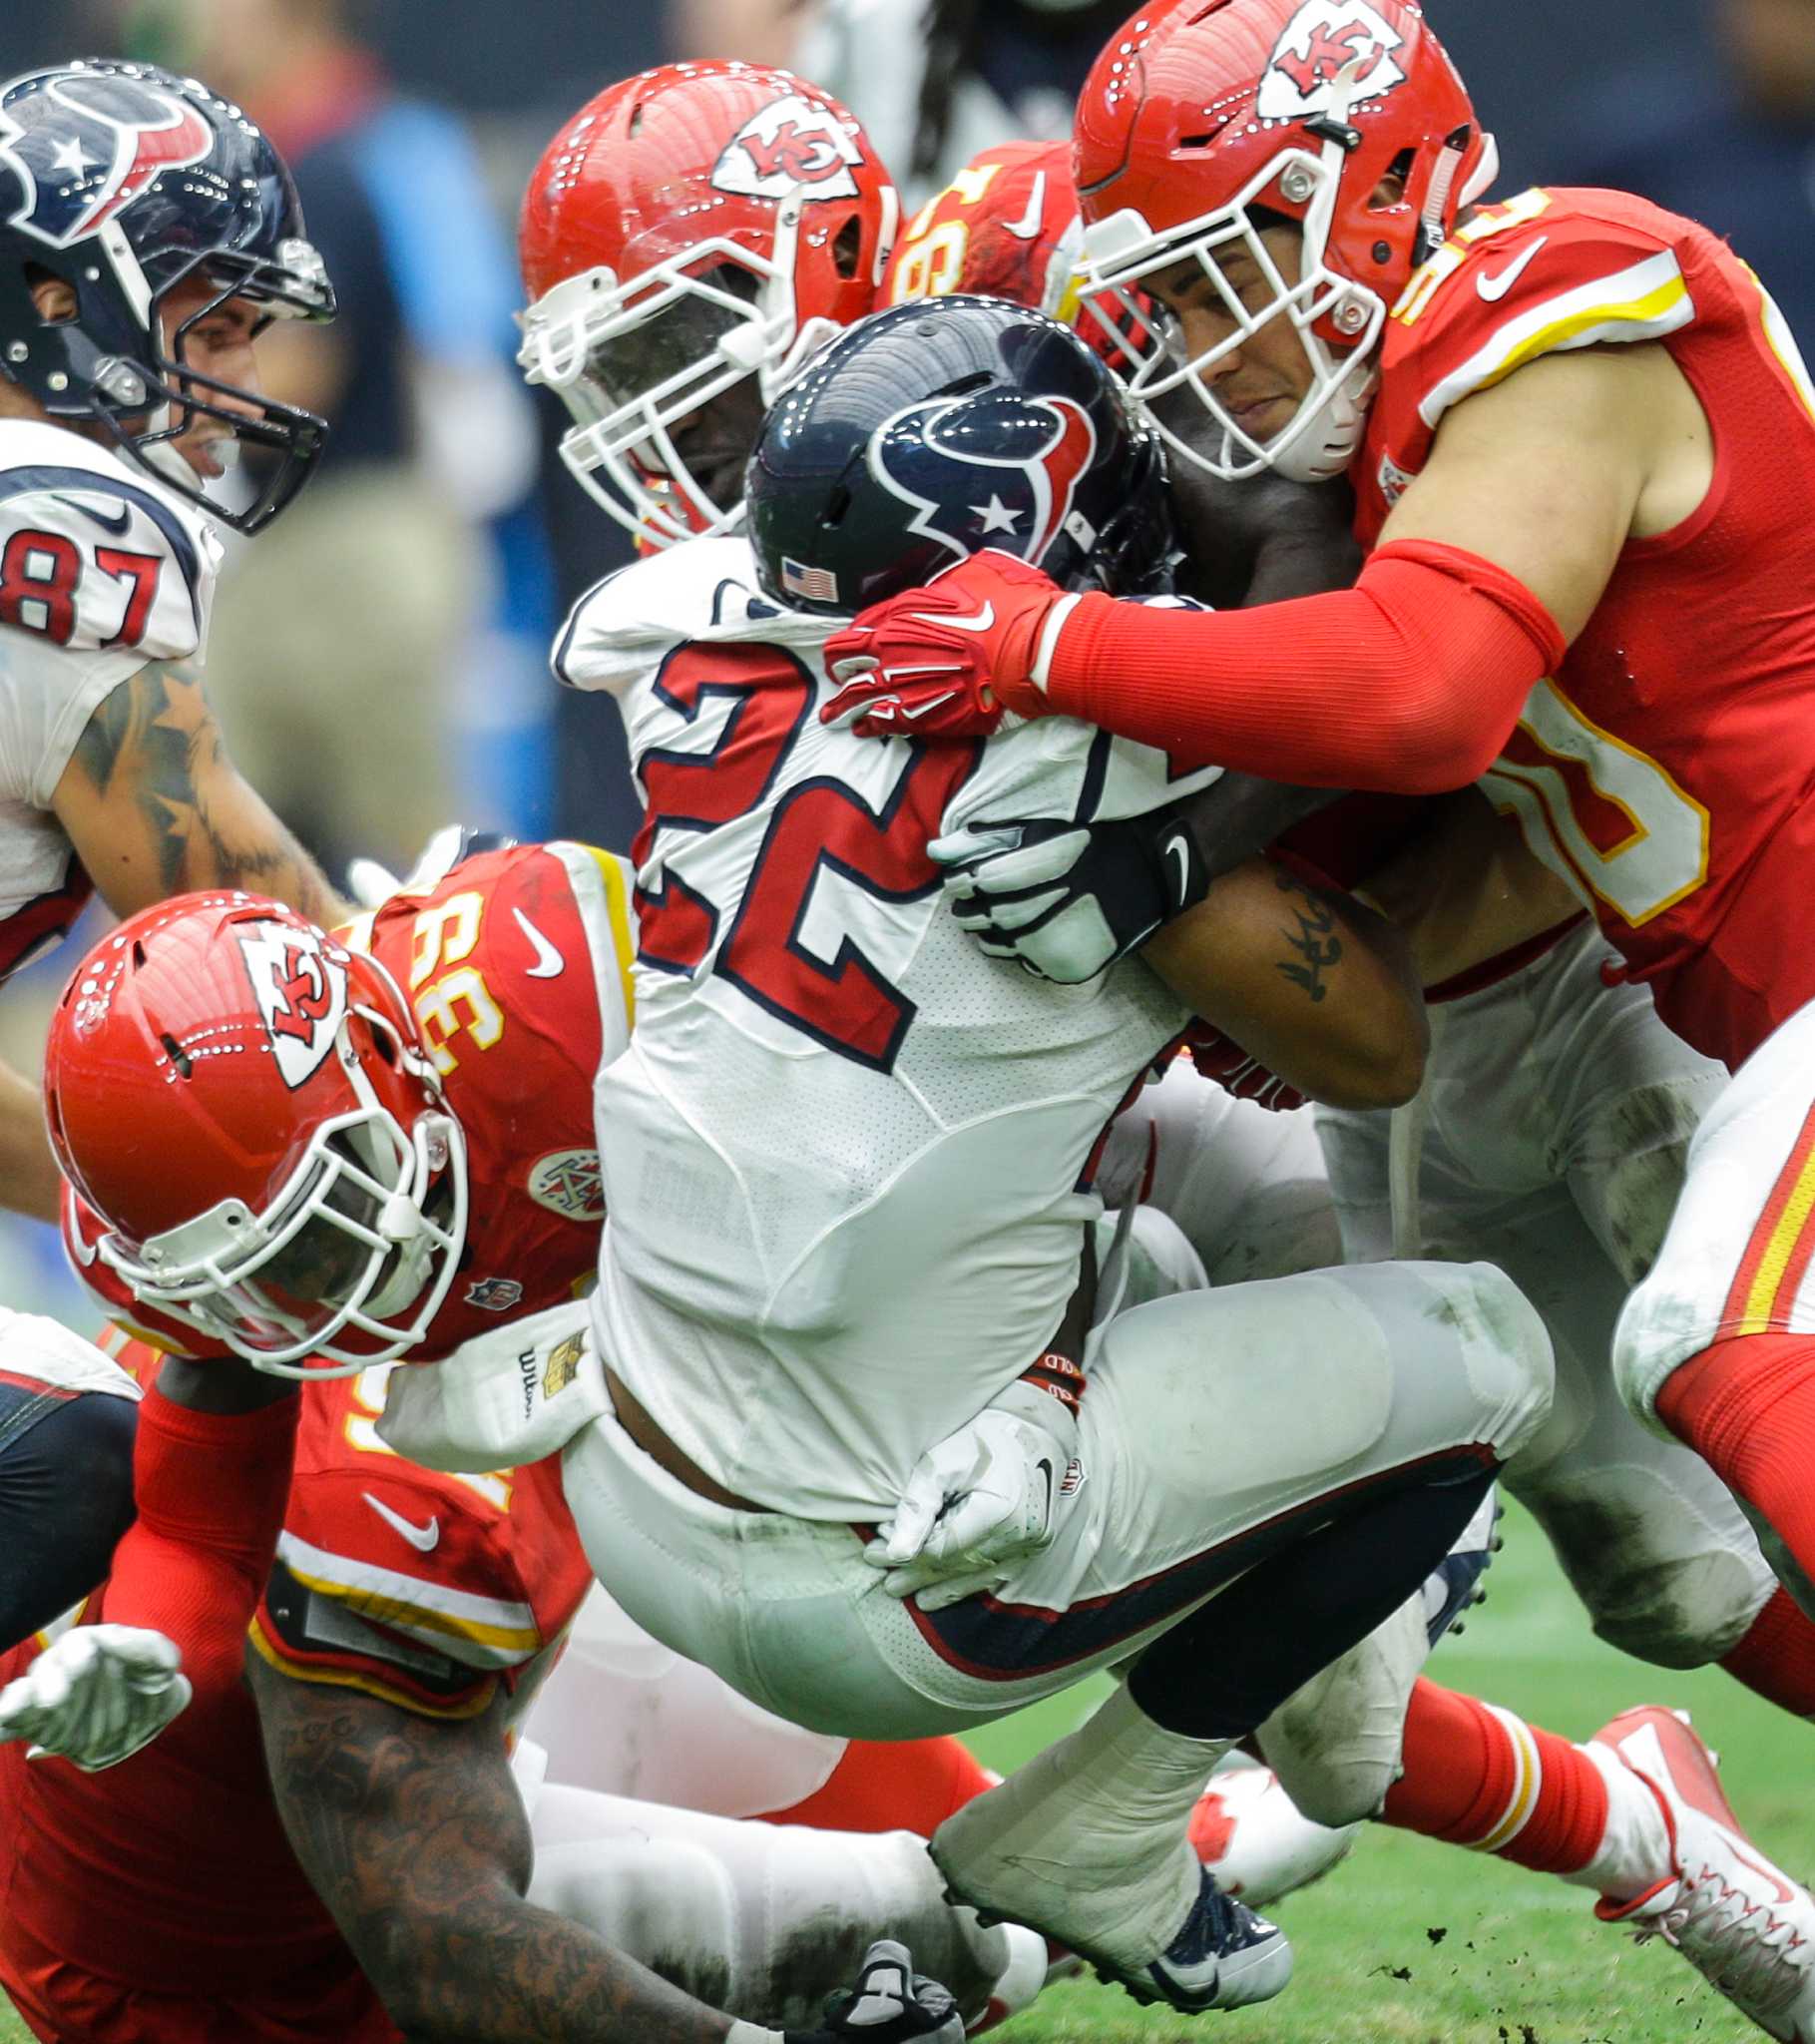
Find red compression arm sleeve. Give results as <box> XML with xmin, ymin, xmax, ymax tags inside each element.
<box><xmin>1041</xmin><ymin>538</ymin><xmax>1567</xmax><ymax>791</ymax></box>
<box><xmin>97</xmin><ymin>1382</ymin><xmax>299</xmax><ymax>1707</ymax></box>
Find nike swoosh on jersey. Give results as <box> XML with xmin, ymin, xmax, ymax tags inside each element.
<box><xmin>1004</xmin><ymin>172</ymin><xmax>1048</xmax><ymax>243</ymax></box>
<box><xmin>52</xmin><ymin>493</ymin><xmax>131</xmax><ymax>536</ymax></box>
<box><xmin>1037</xmin><ymin>1456</ymin><xmax>1054</xmax><ymax>1520</ymax></box>
<box><xmin>363</xmin><ymin>1492</ymin><xmax>441</xmax><ymax>1551</ymax></box>
<box><xmin>514</xmin><ymin>905</ymin><xmax>565</xmax><ymax>979</ymax></box>
<box><xmin>1477</xmin><ymin>237</ymin><xmax>1549</xmax><ymax>302</ymax></box>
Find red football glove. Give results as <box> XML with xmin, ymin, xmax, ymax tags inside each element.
<box><xmin>821</xmin><ymin>550</ymin><xmax>1072</xmax><ymax>739</ymax></box>
<box><xmin>1181</xmin><ymin>1023</ymin><xmax>1307</xmax><ymax>1114</ymax></box>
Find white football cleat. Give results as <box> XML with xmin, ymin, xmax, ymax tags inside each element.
<box><xmin>1190</xmin><ymin>1759</ymin><xmax>1358</xmax><ymax>1907</ymax></box>
<box><xmin>1593</xmin><ymin>1706</ymin><xmax>1815</xmax><ymax>2042</ymax></box>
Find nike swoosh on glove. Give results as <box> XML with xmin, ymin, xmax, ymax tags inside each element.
<box><xmin>0</xmin><ymin>1624</ymin><xmax>192</xmax><ymax>1772</ymax></box>
<box><xmin>931</xmin><ymin>801</ymin><xmax>1210</xmax><ymax>984</ymax></box>
<box><xmin>821</xmin><ymin>550</ymin><xmax>1072</xmax><ymax>739</ymax></box>
<box><xmin>868</xmin><ymin>1355</ymin><xmax>1085</xmax><ymax>1611</ymax></box>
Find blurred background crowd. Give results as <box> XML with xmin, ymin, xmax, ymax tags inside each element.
<box><xmin>0</xmin><ymin>0</ymin><xmax>1808</xmax><ymax>1313</ymax></box>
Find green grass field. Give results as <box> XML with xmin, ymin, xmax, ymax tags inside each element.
<box><xmin>4</xmin><ymin>1501</ymin><xmax>1805</xmax><ymax>2042</ymax></box>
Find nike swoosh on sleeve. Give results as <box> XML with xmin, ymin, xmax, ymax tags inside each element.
<box><xmin>513</xmin><ymin>905</ymin><xmax>565</xmax><ymax>979</ymax></box>
<box><xmin>1004</xmin><ymin>172</ymin><xmax>1048</xmax><ymax>243</ymax></box>
<box><xmin>362</xmin><ymin>1492</ymin><xmax>441</xmax><ymax>1551</ymax></box>
<box><xmin>1476</xmin><ymin>237</ymin><xmax>1549</xmax><ymax>302</ymax></box>
<box><xmin>52</xmin><ymin>493</ymin><xmax>132</xmax><ymax>536</ymax></box>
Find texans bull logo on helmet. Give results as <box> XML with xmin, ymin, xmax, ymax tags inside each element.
<box><xmin>710</xmin><ymin>93</ymin><xmax>866</xmax><ymax>203</ymax></box>
<box><xmin>236</xmin><ymin>922</ymin><xmax>350</xmax><ymax>1089</ymax></box>
<box><xmin>869</xmin><ymin>391</ymin><xmax>1100</xmax><ymax>576</ymax></box>
<box><xmin>1257</xmin><ymin>1</ymin><xmax>1408</xmax><ymax>120</ymax></box>
<box><xmin>0</xmin><ymin>67</ymin><xmax>212</xmax><ymax>250</ymax></box>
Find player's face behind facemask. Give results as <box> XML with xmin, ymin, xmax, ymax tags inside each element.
<box><xmin>743</xmin><ymin>293</ymin><xmax>1178</xmax><ymax>620</ymax></box>
<box><xmin>0</xmin><ymin>60</ymin><xmax>336</xmax><ymax>535</ymax></box>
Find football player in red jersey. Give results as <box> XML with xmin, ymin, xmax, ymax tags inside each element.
<box><xmin>516</xmin><ymin>61</ymin><xmax>899</xmax><ymax>552</ymax></box>
<box><xmin>855</xmin><ymin>123</ymin><xmax>1815</xmax><ymax>2042</ymax></box>
<box><xmin>819</xmin><ymin>0</ymin><xmax>1815</xmax><ymax>1945</ymax></box>
<box><xmin>0</xmin><ymin>857</ymin><xmax>1039</xmax><ymax>2042</ymax></box>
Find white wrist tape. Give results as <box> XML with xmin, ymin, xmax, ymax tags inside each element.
<box><xmin>725</xmin><ymin>2022</ymin><xmax>787</xmax><ymax>2044</ymax></box>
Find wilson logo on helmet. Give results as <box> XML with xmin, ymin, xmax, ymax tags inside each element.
<box><xmin>235</xmin><ymin>923</ymin><xmax>350</xmax><ymax>1089</ymax></box>
<box><xmin>710</xmin><ymin>95</ymin><xmax>864</xmax><ymax>202</ymax></box>
<box><xmin>871</xmin><ymin>392</ymin><xmax>1100</xmax><ymax>573</ymax></box>
<box><xmin>1257</xmin><ymin>1</ymin><xmax>1407</xmax><ymax>120</ymax></box>
<box><xmin>0</xmin><ymin>69</ymin><xmax>212</xmax><ymax>250</ymax></box>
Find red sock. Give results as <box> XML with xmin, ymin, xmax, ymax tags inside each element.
<box><xmin>756</xmin><ymin>1736</ymin><xmax>996</xmax><ymax>1837</ymax></box>
<box><xmin>1381</xmin><ymin>1679</ymin><xmax>1608</xmax><ymax>1875</ymax></box>
<box><xmin>1722</xmin><ymin>1586</ymin><xmax>1815</xmax><ymax>1717</ymax></box>
<box><xmin>1657</xmin><ymin>1335</ymin><xmax>1815</xmax><ymax>1606</ymax></box>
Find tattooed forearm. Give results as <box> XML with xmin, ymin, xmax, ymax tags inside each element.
<box><xmin>66</xmin><ymin>667</ymin><xmax>341</xmax><ymax>922</ymax></box>
<box><xmin>1273</xmin><ymin>865</ymin><xmax>1343</xmax><ymax>1003</ymax></box>
<box><xmin>249</xmin><ymin>1660</ymin><xmax>734</xmax><ymax>2043</ymax></box>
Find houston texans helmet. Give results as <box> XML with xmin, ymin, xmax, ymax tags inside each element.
<box><xmin>744</xmin><ymin>294</ymin><xmax>1176</xmax><ymax>618</ymax></box>
<box><xmin>0</xmin><ymin>59</ymin><xmax>336</xmax><ymax>533</ymax></box>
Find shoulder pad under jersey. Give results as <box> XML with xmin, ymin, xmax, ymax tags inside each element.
<box><xmin>0</xmin><ymin>420</ymin><xmax>219</xmax><ymax>664</ymax></box>
<box><xmin>884</xmin><ymin>140</ymin><xmax>1084</xmax><ymax>320</ymax></box>
<box><xmin>1383</xmin><ymin>187</ymin><xmax>1692</xmax><ymax>438</ymax></box>
<box><xmin>552</xmin><ymin>535</ymin><xmax>833</xmax><ymax>698</ymax></box>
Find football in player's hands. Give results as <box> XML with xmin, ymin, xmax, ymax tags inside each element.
<box><xmin>820</xmin><ymin>550</ymin><xmax>1068</xmax><ymax>739</ymax></box>
<box><xmin>786</xmin><ymin>1939</ymin><xmax>965</xmax><ymax>2043</ymax></box>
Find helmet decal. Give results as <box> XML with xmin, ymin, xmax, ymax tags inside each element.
<box><xmin>1257</xmin><ymin>2</ymin><xmax>1408</xmax><ymax>121</ymax></box>
<box><xmin>235</xmin><ymin>922</ymin><xmax>349</xmax><ymax>1088</ymax></box>
<box><xmin>710</xmin><ymin>94</ymin><xmax>865</xmax><ymax>202</ymax></box>
<box><xmin>0</xmin><ymin>69</ymin><xmax>212</xmax><ymax>250</ymax></box>
<box><xmin>870</xmin><ymin>391</ymin><xmax>1100</xmax><ymax>574</ymax></box>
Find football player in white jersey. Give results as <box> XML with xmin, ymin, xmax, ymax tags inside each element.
<box><xmin>0</xmin><ymin>58</ymin><xmax>341</xmax><ymax>1218</ymax></box>
<box><xmin>0</xmin><ymin>57</ymin><xmax>353</xmax><ymax>1656</ymax></box>
<box><xmin>533</xmin><ymin>289</ymin><xmax>1554</xmax><ymax>2017</ymax></box>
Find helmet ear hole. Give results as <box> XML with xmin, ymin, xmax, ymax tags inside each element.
<box><xmin>832</xmin><ymin>214</ymin><xmax>864</xmax><ymax>280</ymax></box>
<box><xmin>159</xmin><ymin>1033</ymin><xmax>193</xmax><ymax>1081</ymax></box>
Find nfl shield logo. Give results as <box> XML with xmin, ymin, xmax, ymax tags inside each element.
<box><xmin>465</xmin><ymin>1276</ymin><xmax>525</xmax><ymax>1312</ymax></box>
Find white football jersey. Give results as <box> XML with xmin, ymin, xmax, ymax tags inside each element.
<box><xmin>0</xmin><ymin>420</ymin><xmax>219</xmax><ymax>976</ymax></box>
<box><xmin>559</xmin><ymin>538</ymin><xmax>1220</xmax><ymax>1518</ymax></box>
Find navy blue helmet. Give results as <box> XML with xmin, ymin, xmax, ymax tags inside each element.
<box><xmin>0</xmin><ymin>60</ymin><xmax>336</xmax><ymax>533</ymax></box>
<box><xmin>745</xmin><ymin>295</ymin><xmax>1176</xmax><ymax>617</ymax></box>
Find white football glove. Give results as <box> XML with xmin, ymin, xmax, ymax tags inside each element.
<box><xmin>728</xmin><ymin>1938</ymin><xmax>964</xmax><ymax>2044</ymax></box>
<box><xmin>932</xmin><ymin>803</ymin><xmax>1208</xmax><ymax>985</ymax></box>
<box><xmin>0</xmin><ymin>1624</ymin><xmax>192</xmax><ymax>1772</ymax></box>
<box><xmin>869</xmin><ymin>1358</ymin><xmax>1086</xmax><ymax>1611</ymax></box>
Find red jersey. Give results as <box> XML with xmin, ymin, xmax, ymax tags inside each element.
<box><xmin>67</xmin><ymin>839</ymin><xmax>637</xmax><ymax>1356</ymax></box>
<box><xmin>0</xmin><ymin>1342</ymin><xmax>595</xmax><ymax>2043</ymax></box>
<box><xmin>1356</xmin><ymin>186</ymin><xmax>1815</xmax><ymax>1069</ymax></box>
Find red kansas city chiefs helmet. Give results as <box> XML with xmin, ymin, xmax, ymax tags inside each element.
<box><xmin>517</xmin><ymin>61</ymin><xmax>899</xmax><ymax>548</ymax></box>
<box><xmin>1074</xmin><ymin>0</ymin><xmax>1496</xmax><ymax>482</ymax></box>
<box><xmin>45</xmin><ymin>894</ymin><xmax>468</xmax><ymax>1376</ymax></box>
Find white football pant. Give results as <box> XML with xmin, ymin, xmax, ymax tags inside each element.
<box><xmin>1318</xmin><ymin>922</ymin><xmax>1774</xmax><ymax>1674</ymax></box>
<box><xmin>562</xmin><ymin>1257</ymin><xmax>1553</xmax><ymax>1739</ymax></box>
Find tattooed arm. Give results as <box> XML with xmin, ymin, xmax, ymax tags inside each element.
<box><xmin>247</xmin><ymin>1655</ymin><xmax>741</xmax><ymax>2043</ymax></box>
<box><xmin>1141</xmin><ymin>857</ymin><xmax>1427</xmax><ymax>1110</ymax></box>
<box><xmin>51</xmin><ymin>663</ymin><xmax>346</xmax><ymax>925</ymax></box>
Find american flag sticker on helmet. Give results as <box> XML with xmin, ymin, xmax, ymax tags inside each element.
<box><xmin>781</xmin><ymin>557</ymin><xmax>839</xmax><ymax>603</ymax></box>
